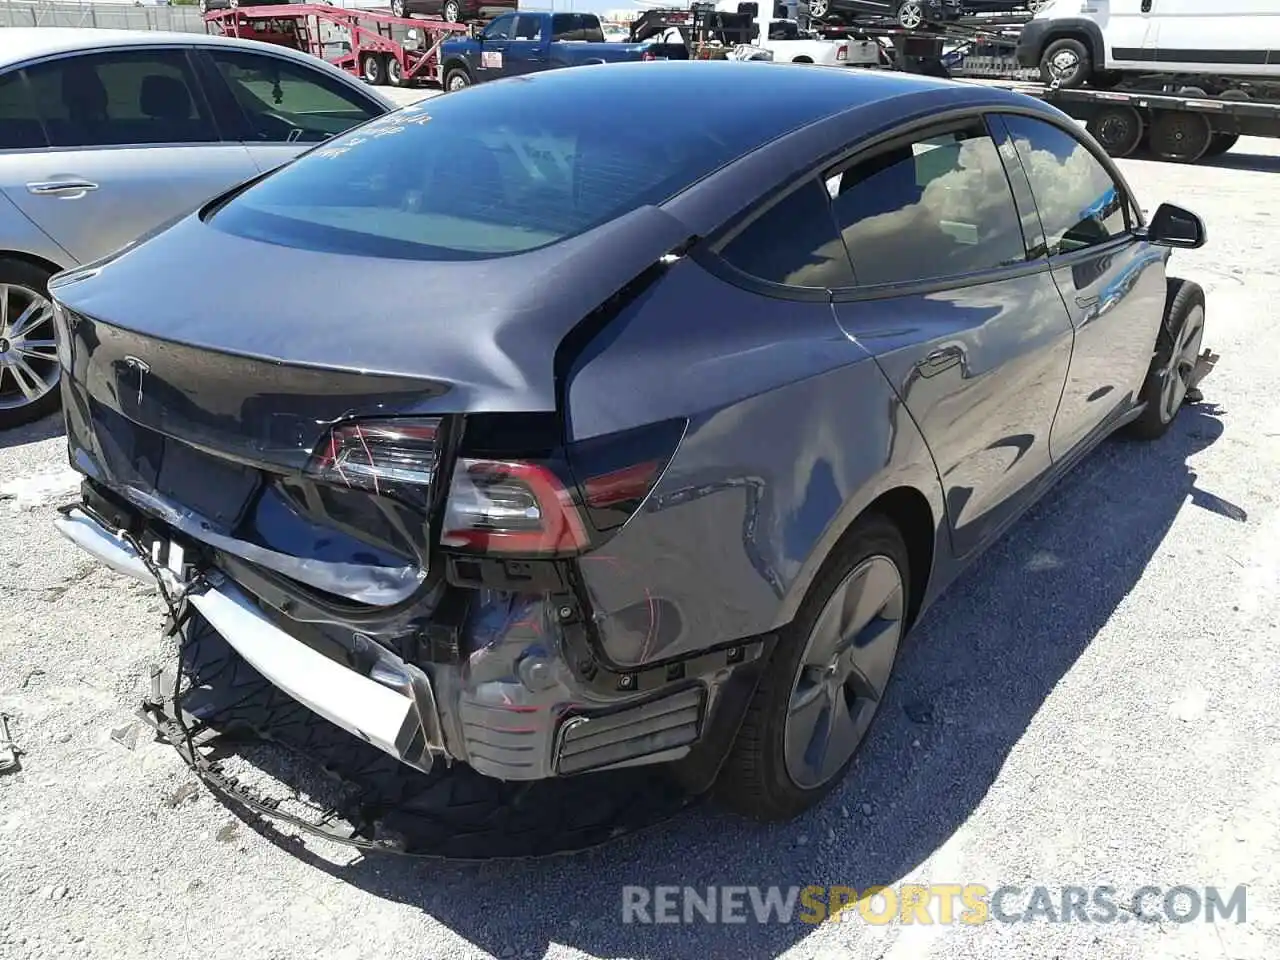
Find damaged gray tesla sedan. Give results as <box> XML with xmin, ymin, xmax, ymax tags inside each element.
<box><xmin>50</xmin><ymin>61</ymin><xmax>1208</xmax><ymax>822</ymax></box>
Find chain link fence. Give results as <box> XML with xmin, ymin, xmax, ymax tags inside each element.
<box><xmin>0</xmin><ymin>0</ymin><xmax>207</xmax><ymax>32</ymax></box>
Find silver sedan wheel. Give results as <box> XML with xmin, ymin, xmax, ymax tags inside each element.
<box><xmin>0</xmin><ymin>283</ymin><xmax>59</xmax><ymax>413</ymax></box>
<box><xmin>783</xmin><ymin>555</ymin><xmax>905</xmax><ymax>790</ymax></box>
<box><xmin>809</xmin><ymin>0</ymin><xmax>829</xmax><ymax>18</ymax></box>
<box><xmin>897</xmin><ymin>1</ymin><xmax>925</xmax><ymax>29</ymax></box>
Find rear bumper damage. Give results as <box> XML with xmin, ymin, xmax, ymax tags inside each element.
<box><xmin>56</xmin><ymin>493</ymin><xmax>765</xmax><ymax>785</ymax></box>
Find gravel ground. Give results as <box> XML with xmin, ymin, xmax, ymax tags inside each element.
<box><xmin>1</xmin><ymin>82</ymin><xmax>1279</xmax><ymax>959</ymax></box>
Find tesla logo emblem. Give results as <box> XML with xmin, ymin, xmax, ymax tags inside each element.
<box><xmin>123</xmin><ymin>355</ymin><xmax>150</xmax><ymax>404</ymax></box>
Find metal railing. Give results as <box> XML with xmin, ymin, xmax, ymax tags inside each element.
<box><xmin>0</xmin><ymin>0</ymin><xmax>207</xmax><ymax>32</ymax></box>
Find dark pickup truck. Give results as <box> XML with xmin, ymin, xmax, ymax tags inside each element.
<box><xmin>438</xmin><ymin>12</ymin><xmax>653</xmax><ymax>90</ymax></box>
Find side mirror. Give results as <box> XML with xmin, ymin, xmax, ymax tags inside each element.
<box><xmin>1143</xmin><ymin>202</ymin><xmax>1206</xmax><ymax>249</ymax></box>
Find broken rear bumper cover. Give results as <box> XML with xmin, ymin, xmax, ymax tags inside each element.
<box><xmin>54</xmin><ymin>501</ymin><xmax>767</xmax><ymax>783</ymax></box>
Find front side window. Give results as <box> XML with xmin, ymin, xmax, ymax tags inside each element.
<box><xmin>1002</xmin><ymin>114</ymin><xmax>1129</xmax><ymax>256</ymax></box>
<box><xmin>0</xmin><ymin>71</ymin><xmax>46</xmax><ymax>149</ymax></box>
<box><xmin>513</xmin><ymin>16</ymin><xmax>543</xmax><ymax>40</ymax></box>
<box><xmin>22</xmin><ymin>50</ymin><xmax>215</xmax><ymax>147</ymax></box>
<box><xmin>716</xmin><ymin>180</ymin><xmax>854</xmax><ymax>289</ymax></box>
<box><xmin>209</xmin><ymin>50</ymin><xmax>382</xmax><ymax>143</ymax></box>
<box><xmin>827</xmin><ymin>122</ymin><xmax>1027</xmax><ymax>286</ymax></box>
<box><xmin>485</xmin><ymin>14</ymin><xmax>515</xmax><ymax>40</ymax></box>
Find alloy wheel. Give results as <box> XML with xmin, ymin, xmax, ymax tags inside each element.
<box><xmin>809</xmin><ymin>0</ymin><xmax>829</xmax><ymax>18</ymax></box>
<box><xmin>783</xmin><ymin>555</ymin><xmax>905</xmax><ymax>790</ymax></box>
<box><xmin>444</xmin><ymin>0</ymin><xmax>460</xmax><ymax>21</ymax></box>
<box><xmin>0</xmin><ymin>284</ymin><xmax>59</xmax><ymax>414</ymax></box>
<box><xmin>1161</xmin><ymin>305</ymin><xmax>1205</xmax><ymax>421</ymax></box>
<box><xmin>391</xmin><ymin>0</ymin><xmax>405</xmax><ymax>16</ymax></box>
<box><xmin>897</xmin><ymin>2</ymin><xmax>925</xmax><ymax>30</ymax></box>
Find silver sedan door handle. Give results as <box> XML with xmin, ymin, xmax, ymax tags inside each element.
<box><xmin>26</xmin><ymin>180</ymin><xmax>99</xmax><ymax>197</ymax></box>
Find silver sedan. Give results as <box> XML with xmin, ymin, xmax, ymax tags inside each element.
<box><xmin>0</xmin><ymin>27</ymin><xmax>394</xmax><ymax>428</ymax></box>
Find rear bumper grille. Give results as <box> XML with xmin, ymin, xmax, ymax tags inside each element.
<box><xmin>555</xmin><ymin>686</ymin><xmax>705</xmax><ymax>775</ymax></box>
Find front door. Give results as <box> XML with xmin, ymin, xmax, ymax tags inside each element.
<box><xmin>827</xmin><ymin>118</ymin><xmax>1075</xmax><ymax>558</ymax></box>
<box><xmin>197</xmin><ymin>47</ymin><xmax>387</xmax><ymax>175</ymax></box>
<box><xmin>1103</xmin><ymin>0</ymin><xmax>1160</xmax><ymax>70</ymax></box>
<box><xmin>0</xmin><ymin>47</ymin><xmax>258</xmax><ymax>266</ymax></box>
<box><xmin>996</xmin><ymin>113</ymin><xmax>1167</xmax><ymax>457</ymax></box>
<box><xmin>476</xmin><ymin>13</ymin><xmax>518</xmax><ymax>81</ymax></box>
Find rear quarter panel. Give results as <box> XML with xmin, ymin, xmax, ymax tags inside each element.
<box><xmin>565</xmin><ymin>259</ymin><xmax>947</xmax><ymax>667</ymax></box>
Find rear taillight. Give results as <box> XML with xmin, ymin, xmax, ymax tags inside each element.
<box><xmin>440</xmin><ymin>418</ymin><xmax>686</xmax><ymax>558</ymax></box>
<box><xmin>837</xmin><ymin>44</ymin><xmax>848</xmax><ymax>62</ymax></box>
<box><xmin>305</xmin><ymin>418</ymin><xmax>441</xmax><ymax>501</ymax></box>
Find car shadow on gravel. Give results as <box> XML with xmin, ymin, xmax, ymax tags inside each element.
<box><xmin>199</xmin><ymin>404</ymin><xmax>1233</xmax><ymax>960</ymax></box>
<box><xmin>0</xmin><ymin>412</ymin><xmax>64</xmax><ymax>449</ymax></box>
<box><xmin>1200</xmin><ymin>152</ymin><xmax>1280</xmax><ymax>174</ymax></box>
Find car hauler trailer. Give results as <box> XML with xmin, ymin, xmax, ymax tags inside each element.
<box><xmin>203</xmin><ymin>4</ymin><xmax>467</xmax><ymax>86</ymax></box>
<box><xmin>818</xmin><ymin>13</ymin><xmax>1280</xmax><ymax>163</ymax></box>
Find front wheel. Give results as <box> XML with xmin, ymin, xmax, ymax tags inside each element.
<box><xmin>808</xmin><ymin>0</ymin><xmax>829</xmax><ymax>19</ymax></box>
<box><xmin>443</xmin><ymin>66</ymin><xmax>472</xmax><ymax>91</ymax></box>
<box><xmin>1040</xmin><ymin>37</ymin><xmax>1091</xmax><ymax>88</ymax></box>
<box><xmin>715</xmin><ymin>513</ymin><xmax>910</xmax><ymax>822</ymax></box>
<box><xmin>1124</xmin><ymin>279</ymin><xmax>1206</xmax><ymax>441</ymax></box>
<box><xmin>443</xmin><ymin>0</ymin><xmax>460</xmax><ymax>21</ymax></box>
<box><xmin>390</xmin><ymin>0</ymin><xmax>406</xmax><ymax>16</ymax></box>
<box><xmin>0</xmin><ymin>259</ymin><xmax>61</xmax><ymax>430</ymax></box>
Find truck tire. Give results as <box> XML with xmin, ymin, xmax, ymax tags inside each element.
<box><xmin>386</xmin><ymin>56</ymin><xmax>407</xmax><ymax>87</ymax></box>
<box><xmin>1124</xmin><ymin>279</ymin><xmax>1205</xmax><ymax>441</ymax></box>
<box><xmin>1204</xmin><ymin>133</ymin><xmax>1239</xmax><ymax>157</ymax></box>
<box><xmin>1040</xmin><ymin>37</ymin><xmax>1091</xmax><ymax>89</ymax></box>
<box><xmin>1149</xmin><ymin>111</ymin><xmax>1212</xmax><ymax>163</ymax></box>
<box><xmin>443</xmin><ymin>66</ymin><xmax>472</xmax><ymax>92</ymax></box>
<box><xmin>362</xmin><ymin>53</ymin><xmax>387</xmax><ymax>85</ymax></box>
<box><xmin>1087</xmin><ymin>105</ymin><xmax>1144</xmax><ymax>159</ymax></box>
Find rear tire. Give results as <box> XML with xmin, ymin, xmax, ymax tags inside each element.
<box><xmin>386</xmin><ymin>56</ymin><xmax>407</xmax><ymax>87</ymax></box>
<box><xmin>1148</xmin><ymin>111</ymin><xmax>1212</xmax><ymax>163</ymax></box>
<box><xmin>0</xmin><ymin>258</ymin><xmax>61</xmax><ymax>431</ymax></box>
<box><xmin>896</xmin><ymin>1</ymin><xmax>925</xmax><ymax>30</ymax></box>
<box><xmin>1087</xmin><ymin>105</ymin><xmax>1144</xmax><ymax>159</ymax></box>
<box><xmin>362</xmin><ymin>53</ymin><xmax>386</xmax><ymax>85</ymax></box>
<box><xmin>715</xmin><ymin>513</ymin><xmax>910</xmax><ymax>822</ymax></box>
<box><xmin>1203</xmin><ymin>133</ymin><xmax>1239</xmax><ymax>157</ymax></box>
<box><xmin>1124</xmin><ymin>279</ymin><xmax>1206</xmax><ymax>441</ymax></box>
<box><xmin>443</xmin><ymin>0</ymin><xmax>461</xmax><ymax>21</ymax></box>
<box><xmin>1039</xmin><ymin>37</ymin><xmax>1091</xmax><ymax>89</ymax></box>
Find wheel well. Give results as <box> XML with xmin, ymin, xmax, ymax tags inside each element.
<box><xmin>443</xmin><ymin>58</ymin><xmax>469</xmax><ymax>77</ymax></box>
<box><xmin>792</xmin><ymin>56</ymin><xmax>814</xmax><ymax>63</ymax></box>
<box><xmin>0</xmin><ymin>249</ymin><xmax>66</xmax><ymax>279</ymax></box>
<box><xmin>1044</xmin><ymin>28</ymin><xmax>1101</xmax><ymax>66</ymax></box>
<box><xmin>865</xmin><ymin>486</ymin><xmax>935</xmax><ymax>630</ymax></box>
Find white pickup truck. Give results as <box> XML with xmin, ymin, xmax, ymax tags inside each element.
<box><xmin>754</xmin><ymin>17</ymin><xmax>880</xmax><ymax>65</ymax></box>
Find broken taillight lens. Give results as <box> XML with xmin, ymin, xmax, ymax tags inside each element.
<box><xmin>440</xmin><ymin>418</ymin><xmax>686</xmax><ymax>557</ymax></box>
<box><xmin>305</xmin><ymin>418</ymin><xmax>441</xmax><ymax>500</ymax></box>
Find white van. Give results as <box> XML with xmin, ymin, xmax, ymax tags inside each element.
<box><xmin>1015</xmin><ymin>0</ymin><xmax>1280</xmax><ymax>89</ymax></box>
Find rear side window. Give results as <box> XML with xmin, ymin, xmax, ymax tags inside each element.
<box><xmin>0</xmin><ymin>71</ymin><xmax>47</xmax><ymax>149</ymax></box>
<box><xmin>22</xmin><ymin>50</ymin><xmax>215</xmax><ymax>147</ymax></box>
<box><xmin>717</xmin><ymin>180</ymin><xmax>854</xmax><ymax>289</ymax></box>
<box><xmin>827</xmin><ymin>122</ymin><xmax>1027</xmax><ymax>286</ymax></box>
<box><xmin>552</xmin><ymin>14</ymin><xmax>605</xmax><ymax>42</ymax></box>
<box><xmin>1002</xmin><ymin>115</ymin><xmax>1129</xmax><ymax>256</ymax></box>
<box><xmin>209</xmin><ymin>83</ymin><xmax>803</xmax><ymax>261</ymax></box>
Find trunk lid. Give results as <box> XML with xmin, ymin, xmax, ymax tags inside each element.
<box><xmin>51</xmin><ymin>204</ymin><xmax>691</xmax><ymax>605</ymax></box>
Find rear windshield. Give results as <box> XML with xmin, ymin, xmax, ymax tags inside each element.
<box><xmin>208</xmin><ymin>69</ymin><xmax>830</xmax><ymax>261</ymax></box>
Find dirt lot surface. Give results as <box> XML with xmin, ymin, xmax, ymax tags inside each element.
<box><xmin>1</xmin><ymin>83</ymin><xmax>1278</xmax><ymax>960</ymax></box>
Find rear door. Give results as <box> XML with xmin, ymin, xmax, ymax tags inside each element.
<box><xmin>827</xmin><ymin>117</ymin><xmax>1075</xmax><ymax>559</ymax></box>
<box><xmin>506</xmin><ymin>15</ymin><xmax>550</xmax><ymax>75</ymax></box>
<box><xmin>0</xmin><ymin>47</ymin><xmax>258</xmax><ymax>266</ymax></box>
<box><xmin>194</xmin><ymin>47</ymin><xmax>388</xmax><ymax>175</ymax></box>
<box><xmin>995</xmin><ymin>113</ymin><xmax>1166</xmax><ymax>458</ymax></box>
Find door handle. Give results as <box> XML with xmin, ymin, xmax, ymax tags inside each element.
<box><xmin>27</xmin><ymin>180</ymin><xmax>99</xmax><ymax>197</ymax></box>
<box><xmin>1075</xmin><ymin>295</ymin><xmax>1100</xmax><ymax>308</ymax></box>
<box><xmin>916</xmin><ymin>346</ymin><xmax>962</xmax><ymax>377</ymax></box>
